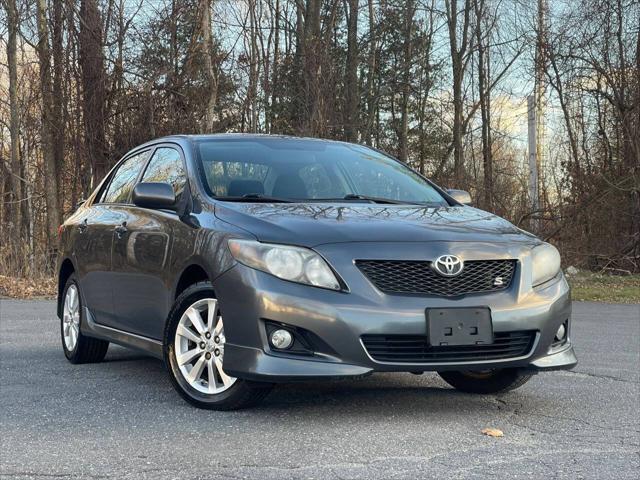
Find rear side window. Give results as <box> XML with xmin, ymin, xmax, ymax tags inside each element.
<box><xmin>140</xmin><ymin>147</ymin><xmax>186</xmax><ymax>201</ymax></box>
<box><xmin>101</xmin><ymin>151</ymin><xmax>150</xmax><ymax>204</ymax></box>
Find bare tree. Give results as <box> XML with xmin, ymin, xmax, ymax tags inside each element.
<box><xmin>344</xmin><ymin>0</ymin><xmax>359</xmax><ymax>141</ymax></box>
<box><xmin>199</xmin><ymin>0</ymin><xmax>217</xmax><ymax>133</ymax></box>
<box><xmin>398</xmin><ymin>0</ymin><xmax>416</xmax><ymax>162</ymax></box>
<box><xmin>473</xmin><ymin>0</ymin><xmax>492</xmax><ymax>209</ymax></box>
<box><xmin>445</xmin><ymin>0</ymin><xmax>473</xmax><ymax>186</ymax></box>
<box><xmin>36</xmin><ymin>0</ymin><xmax>61</xmax><ymax>240</ymax></box>
<box><xmin>52</xmin><ymin>0</ymin><xmax>65</xmax><ymax>211</ymax></box>
<box><xmin>78</xmin><ymin>0</ymin><xmax>108</xmax><ymax>185</ymax></box>
<box><xmin>2</xmin><ymin>0</ymin><xmax>22</xmax><ymax>239</ymax></box>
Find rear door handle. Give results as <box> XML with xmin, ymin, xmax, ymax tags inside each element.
<box><xmin>114</xmin><ymin>223</ymin><xmax>128</xmax><ymax>239</ymax></box>
<box><xmin>78</xmin><ymin>219</ymin><xmax>88</xmax><ymax>233</ymax></box>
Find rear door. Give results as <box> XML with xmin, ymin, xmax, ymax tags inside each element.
<box><xmin>111</xmin><ymin>145</ymin><xmax>190</xmax><ymax>340</ymax></box>
<box><xmin>76</xmin><ymin>149</ymin><xmax>151</xmax><ymax>329</ymax></box>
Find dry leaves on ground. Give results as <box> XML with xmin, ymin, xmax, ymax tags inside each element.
<box><xmin>481</xmin><ymin>428</ymin><xmax>504</xmax><ymax>438</ymax></box>
<box><xmin>0</xmin><ymin>275</ymin><xmax>57</xmax><ymax>299</ymax></box>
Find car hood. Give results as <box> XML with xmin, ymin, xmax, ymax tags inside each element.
<box><xmin>213</xmin><ymin>202</ymin><xmax>538</xmax><ymax>247</ymax></box>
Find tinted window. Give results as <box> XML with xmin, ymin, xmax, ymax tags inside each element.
<box><xmin>102</xmin><ymin>151</ymin><xmax>150</xmax><ymax>204</ymax></box>
<box><xmin>205</xmin><ymin>160</ymin><xmax>271</xmax><ymax>197</ymax></box>
<box><xmin>196</xmin><ymin>139</ymin><xmax>447</xmax><ymax>205</ymax></box>
<box><xmin>140</xmin><ymin>147</ymin><xmax>186</xmax><ymax>200</ymax></box>
<box><xmin>299</xmin><ymin>163</ymin><xmax>342</xmax><ymax>198</ymax></box>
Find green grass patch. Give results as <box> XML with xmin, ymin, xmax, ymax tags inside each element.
<box><xmin>568</xmin><ymin>272</ymin><xmax>640</xmax><ymax>304</ymax></box>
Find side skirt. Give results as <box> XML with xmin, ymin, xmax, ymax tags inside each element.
<box><xmin>81</xmin><ymin>307</ymin><xmax>164</xmax><ymax>360</ymax></box>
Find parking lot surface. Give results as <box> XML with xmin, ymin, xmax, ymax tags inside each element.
<box><xmin>1</xmin><ymin>299</ymin><xmax>638</xmax><ymax>479</ymax></box>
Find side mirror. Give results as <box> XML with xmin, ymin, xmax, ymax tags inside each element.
<box><xmin>447</xmin><ymin>189</ymin><xmax>472</xmax><ymax>205</ymax></box>
<box><xmin>132</xmin><ymin>182</ymin><xmax>176</xmax><ymax>210</ymax></box>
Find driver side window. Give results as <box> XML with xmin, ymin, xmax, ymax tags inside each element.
<box><xmin>101</xmin><ymin>151</ymin><xmax>150</xmax><ymax>204</ymax></box>
<box><xmin>140</xmin><ymin>147</ymin><xmax>186</xmax><ymax>201</ymax></box>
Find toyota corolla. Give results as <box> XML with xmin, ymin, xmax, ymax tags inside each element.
<box><xmin>57</xmin><ymin>134</ymin><xmax>577</xmax><ymax>409</ymax></box>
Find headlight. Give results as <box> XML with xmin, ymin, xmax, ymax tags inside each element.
<box><xmin>531</xmin><ymin>243</ymin><xmax>561</xmax><ymax>286</ymax></box>
<box><xmin>227</xmin><ymin>239</ymin><xmax>341</xmax><ymax>290</ymax></box>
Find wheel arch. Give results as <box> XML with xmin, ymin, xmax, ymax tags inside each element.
<box><xmin>174</xmin><ymin>264</ymin><xmax>211</xmax><ymax>300</ymax></box>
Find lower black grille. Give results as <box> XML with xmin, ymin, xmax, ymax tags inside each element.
<box><xmin>356</xmin><ymin>259</ymin><xmax>516</xmax><ymax>296</ymax></box>
<box><xmin>361</xmin><ymin>331</ymin><xmax>536</xmax><ymax>363</ymax></box>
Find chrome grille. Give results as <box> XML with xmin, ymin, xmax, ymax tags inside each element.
<box><xmin>356</xmin><ymin>259</ymin><xmax>516</xmax><ymax>296</ymax></box>
<box><xmin>361</xmin><ymin>331</ymin><xmax>536</xmax><ymax>363</ymax></box>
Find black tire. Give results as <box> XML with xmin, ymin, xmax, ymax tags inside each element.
<box><xmin>438</xmin><ymin>368</ymin><xmax>532</xmax><ymax>394</ymax></box>
<box><xmin>60</xmin><ymin>274</ymin><xmax>109</xmax><ymax>364</ymax></box>
<box><xmin>164</xmin><ymin>281</ymin><xmax>273</xmax><ymax>410</ymax></box>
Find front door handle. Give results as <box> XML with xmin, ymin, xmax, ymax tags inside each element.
<box><xmin>78</xmin><ymin>218</ymin><xmax>88</xmax><ymax>234</ymax></box>
<box><xmin>114</xmin><ymin>223</ymin><xmax>128</xmax><ymax>239</ymax></box>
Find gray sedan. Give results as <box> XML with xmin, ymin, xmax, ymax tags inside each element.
<box><xmin>57</xmin><ymin>134</ymin><xmax>576</xmax><ymax>409</ymax></box>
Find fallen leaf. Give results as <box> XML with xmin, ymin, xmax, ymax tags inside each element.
<box><xmin>0</xmin><ymin>275</ymin><xmax>57</xmax><ymax>299</ymax></box>
<box><xmin>481</xmin><ymin>428</ymin><xmax>504</xmax><ymax>438</ymax></box>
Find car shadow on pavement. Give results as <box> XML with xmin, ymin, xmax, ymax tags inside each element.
<box><xmin>95</xmin><ymin>346</ymin><xmax>536</xmax><ymax>415</ymax></box>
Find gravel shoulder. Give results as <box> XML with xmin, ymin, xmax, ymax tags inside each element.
<box><xmin>1</xmin><ymin>300</ymin><xmax>638</xmax><ymax>479</ymax></box>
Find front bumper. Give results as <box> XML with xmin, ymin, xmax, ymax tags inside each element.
<box><xmin>215</xmin><ymin>244</ymin><xmax>576</xmax><ymax>382</ymax></box>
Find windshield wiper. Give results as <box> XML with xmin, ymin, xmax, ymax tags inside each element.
<box><xmin>341</xmin><ymin>194</ymin><xmax>412</xmax><ymax>205</ymax></box>
<box><xmin>215</xmin><ymin>194</ymin><xmax>293</xmax><ymax>203</ymax></box>
<box><xmin>311</xmin><ymin>194</ymin><xmax>444</xmax><ymax>206</ymax></box>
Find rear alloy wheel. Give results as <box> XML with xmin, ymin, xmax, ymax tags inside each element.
<box><xmin>438</xmin><ymin>368</ymin><xmax>532</xmax><ymax>394</ymax></box>
<box><xmin>165</xmin><ymin>282</ymin><xmax>273</xmax><ymax>410</ymax></box>
<box><xmin>62</xmin><ymin>285</ymin><xmax>81</xmax><ymax>352</ymax></box>
<box><xmin>60</xmin><ymin>274</ymin><xmax>109</xmax><ymax>364</ymax></box>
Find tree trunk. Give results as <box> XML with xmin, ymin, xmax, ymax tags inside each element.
<box><xmin>199</xmin><ymin>0</ymin><xmax>217</xmax><ymax>133</ymax></box>
<box><xmin>3</xmin><ymin>0</ymin><xmax>22</xmax><ymax>239</ymax></box>
<box><xmin>344</xmin><ymin>0</ymin><xmax>359</xmax><ymax>142</ymax></box>
<box><xmin>474</xmin><ymin>0</ymin><xmax>492</xmax><ymax>210</ymax></box>
<box><xmin>446</xmin><ymin>0</ymin><xmax>472</xmax><ymax>187</ymax></box>
<box><xmin>269</xmin><ymin>0</ymin><xmax>281</xmax><ymax>132</ymax></box>
<box><xmin>399</xmin><ymin>0</ymin><xmax>416</xmax><ymax>162</ymax></box>
<box><xmin>36</xmin><ymin>0</ymin><xmax>61</xmax><ymax>241</ymax></box>
<box><xmin>305</xmin><ymin>0</ymin><xmax>322</xmax><ymax>135</ymax></box>
<box><xmin>364</xmin><ymin>0</ymin><xmax>377</xmax><ymax>145</ymax></box>
<box><xmin>78</xmin><ymin>0</ymin><xmax>108</xmax><ymax>186</ymax></box>
<box><xmin>247</xmin><ymin>0</ymin><xmax>259</xmax><ymax>132</ymax></box>
<box><xmin>52</xmin><ymin>0</ymin><xmax>65</xmax><ymax>215</ymax></box>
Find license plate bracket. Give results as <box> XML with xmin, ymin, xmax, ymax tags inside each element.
<box><xmin>427</xmin><ymin>307</ymin><xmax>493</xmax><ymax>346</ymax></box>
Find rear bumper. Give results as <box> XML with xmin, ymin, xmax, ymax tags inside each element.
<box><xmin>216</xmin><ymin>259</ymin><xmax>576</xmax><ymax>382</ymax></box>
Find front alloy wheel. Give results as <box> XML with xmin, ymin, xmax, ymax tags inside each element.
<box><xmin>174</xmin><ymin>298</ymin><xmax>237</xmax><ymax>394</ymax></box>
<box><xmin>165</xmin><ymin>282</ymin><xmax>273</xmax><ymax>410</ymax></box>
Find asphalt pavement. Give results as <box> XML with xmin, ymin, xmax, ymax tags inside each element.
<box><xmin>1</xmin><ymin>299</ymin><xmax>638</xmax><ymax>479</ymax></box>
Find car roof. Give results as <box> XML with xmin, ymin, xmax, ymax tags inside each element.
<box><xmin>139</xmin><ymin>133</ymin><xmax>353</xmax><ymax>148</ymax></box>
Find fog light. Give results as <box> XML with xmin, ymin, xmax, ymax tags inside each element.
<box><xmin>270</xmin><ymin>329</ymin><xmax>293</xmax><ymax>350</ymax></box>
<box><xmin>555</xmin><ymin>324</ymin><xmax>566</xmax><ymax>342</ymax></box>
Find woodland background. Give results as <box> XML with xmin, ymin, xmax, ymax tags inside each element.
<box><xmin>0</xmin><ymin>0</ymin><xmax>638</xmax><ymax>282</ymax></box>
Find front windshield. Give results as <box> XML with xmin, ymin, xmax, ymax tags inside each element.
<box><xmin>196</xmin><ymin>138</ymin><xmax>448</xmax><ymax>206</ymax></box>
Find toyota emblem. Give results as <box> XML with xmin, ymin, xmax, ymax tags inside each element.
<box><xmin>433</xmin><ymin>255</ymin><xmax>464</xmax><ymax>277</ymax></box>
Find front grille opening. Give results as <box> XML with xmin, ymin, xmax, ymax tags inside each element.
<box><xmin>356</xmin><ymin>259</ymin><xmax>516</xmax><ymax>297</ymax></box>
<box><xmin>361</xmin><ymin>331</ymin><xmax>536</xmax><ymax>363</ymax></box>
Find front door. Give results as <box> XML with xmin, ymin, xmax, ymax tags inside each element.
<box><xmin>80</xmin><ymin>148</ymin><xmax>152</xmax><ymax>330</ymax></box>
<box><xmin>110</xmin><ymin>145</ymin><xmax>190</xmax><ymax>340</ymax></box>
<box><xmin>111</xmin><ymin>206</ymin><xmax>174</xmax><ymax>339</ymax></box>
